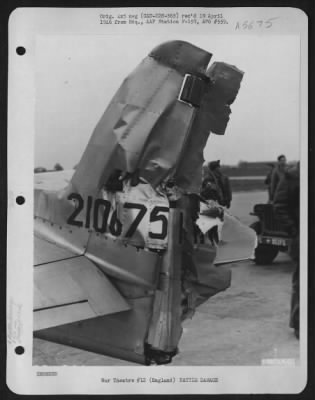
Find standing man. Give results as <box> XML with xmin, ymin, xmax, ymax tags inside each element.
<box><xmin>221</xmin><ymin>169</ymin><xmax>232</xmax><ymax>209</ymax></box>
<box><xmin>270</xmin><ymin>155</ymin><xmax>287</xmax><ymax>202</ymax></box>
<box><xmin>264</xmin><ymin>163</ymin><xmax>275</xmax><ymax>201</ymax></box>
<box><xmin>273</xmin><ymin>162</ymin><xmax>300</xmax><ymax>339</ymax></box>
<box><xmin>201</xmin><ymin>160</ymin><xmax>232</xmax><ymax>208</ymax></box>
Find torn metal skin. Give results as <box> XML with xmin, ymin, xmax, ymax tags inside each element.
<box><xmin>33</xmin><ymin>41</ymin><xmax>251</xmax><ymax>365</ymax></box>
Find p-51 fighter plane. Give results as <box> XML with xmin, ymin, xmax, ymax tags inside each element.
<box><xmin>34</xmin><ymin>40</ymin><xmax>255</xmax><ymax>365</ymax></box>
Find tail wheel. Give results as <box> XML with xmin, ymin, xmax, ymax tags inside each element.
<box><xmin>144</xmin><ymin>345</ymin><xmax>178</xmax><ymax>365</ymax></box>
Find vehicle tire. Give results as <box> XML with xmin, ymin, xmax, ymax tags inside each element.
<box><xmin>250</xmin><ymin>221</ymin><xmax>262</xmax><ymax>235</ymax></box>
<box><xmin>254</xmin><ymin>244</ymin><xmax>279</xmax><ymax>265</ymax></box>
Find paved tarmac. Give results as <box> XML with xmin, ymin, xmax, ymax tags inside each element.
<box><xmin>33</xmin><ymin>191</ymin><xmax>300</xmax><ymax>366</ymax></box>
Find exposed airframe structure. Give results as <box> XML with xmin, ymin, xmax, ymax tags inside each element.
<box><xmin>33</xmin><ymin>40</ymin><xmax>255</xmax><ymax>365</ymax></box>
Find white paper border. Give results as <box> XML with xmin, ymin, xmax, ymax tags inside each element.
<box><xmin>7</xmin><ymin>7</ymin><xmax>308</xmax><ymax>395</ymax></box>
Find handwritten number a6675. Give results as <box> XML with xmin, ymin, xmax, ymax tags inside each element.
<box><xmin>67</xmin><ymin>194</ymin><xmax>169</xmax><ymax>240</ymax></box>
<box><xmin>235</xmin><ymin>17</ymin><xmax>278</xmax><ymax>30</ymax></box>
<box><xmin>235</xmin><ymin>20</ymin><xmax>254</xmax><ymax>30</ymax></box>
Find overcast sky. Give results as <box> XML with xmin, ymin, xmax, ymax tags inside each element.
<box><xmin>35</xmin><ymin>34</ymin><xmax>300</xmax><ymax>169</ymax></box>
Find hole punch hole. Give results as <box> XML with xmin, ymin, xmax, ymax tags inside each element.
<box><xmin>16</xmin><ymin>46</ymin><xmax>26</xmax><ymax>56</ymax></box>
<box><xmin>15</xmin><ymin>346</ymin><xmax>25</xmax><ymax>355</ymax></box>
<box><xmin>16</xmin><ymin>196</ymin><xmax>25</xmax><ymax>205</ymax></box>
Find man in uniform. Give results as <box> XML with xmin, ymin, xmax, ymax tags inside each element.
<box><xmin>273</xmin><ymin>162</ymin><xmax>300</xmax><ymax>339</ymax></box>
<box><xmin>270</xmin><ymin>154</ymin><xmax>287</xmax><ymax>202</ymax></box>
<box><xmin>264</xmin><ymin>163</ymin><xmax>275</xmax><ymax>201</ymax></box>
<box><xmin>201</xmin><ymin>160</ymin><xmax>232</xmax><ymax>208</ymax></box>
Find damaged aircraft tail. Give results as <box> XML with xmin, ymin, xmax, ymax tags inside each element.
<box><xmin>33</xmin><ymin>40</ymin><xmax>255</xmax><ymax>365</ymax></box>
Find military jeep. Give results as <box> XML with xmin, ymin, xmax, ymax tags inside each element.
<box><xmin>250</xmin><ymin>203</ymin><xmax>291</xmax><ymax>264</ymax></box>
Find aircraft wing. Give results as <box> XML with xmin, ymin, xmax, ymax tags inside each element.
<box><xmin>34</xmin><ymin>235</ymin><xmax>130</xmax><ymax>331</ymax></box>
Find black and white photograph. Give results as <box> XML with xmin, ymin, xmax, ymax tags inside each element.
<box><xmin>7</xmin><ymin>7</ymin><xmax>308</xmax><ymax>395</ymax></box>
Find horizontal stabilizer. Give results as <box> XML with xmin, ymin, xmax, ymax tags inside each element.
<box><xmin>34</xmin><ymin>255</ymin><xmax>130</xmax><ymax>331</ymax></box>
<box><xmin>34</xmin><ymin>236</ymin><xmax>77</xmax><ymax>266</ymax></box>
<box><xmin>216</xmin><ymin>213</ymin><xmax>257</xmax><ymax>263</ymax></box>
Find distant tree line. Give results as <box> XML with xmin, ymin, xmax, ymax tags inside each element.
<box><xmin>220</xmin><ymin>160</ymin><xmax>297</xmax><ymax>177</ymax></box>
<box><xmin>220</xmin><ymin>162</ymin><xmax>273</xmax><ymax>177</ymax></box>
<box><xmin>34</xmin><ymin>163</ymin><xmax>64</xmax><ymax>173</ymax></box>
